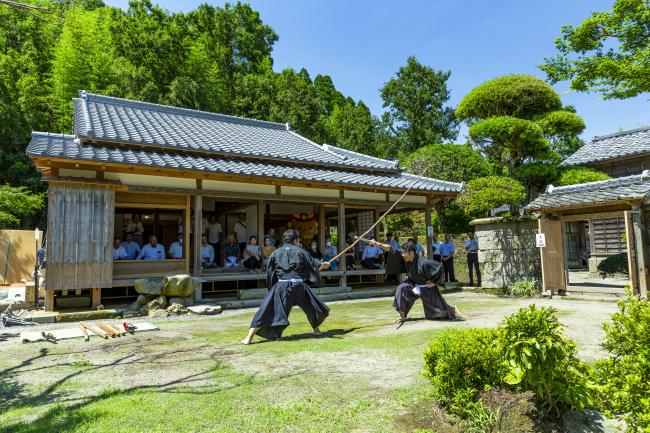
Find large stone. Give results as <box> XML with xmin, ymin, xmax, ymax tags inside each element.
<box><xmin>187</xmin><ymin>304</ymin><xmax>223</xmax><ymax>315</ymax></box>
<box><xmin>562</xmin><ymin>409</ymin><xmax>626</xmax><ymax>433</ymax></box>
<box><xmin>166</xmin><ymin>303</ymin><xmax>189</xmax><ymax>316</ymax></box>
<box><xmin>168</xmin><ymin>297</ymin><xmax>186</xmax><ymax>306</ymax></box>
<box><xmin>140</xmin><ymin>295</ymin><xmax>167</xmax><ymax>315</ymax></box>
<box><xmin>134</xmin><ymin>278</ymin><xmax>165</xmax><ymax>296</ymax></box>
<box><xmin>162</xmin><ymin>275</ymin><xmax>197</xmax><ymax>298</ymax></box>
<box><xmin>149</xmin><ymin>309</ymin><xmax>170</xmax><ymax>318</ymax></box>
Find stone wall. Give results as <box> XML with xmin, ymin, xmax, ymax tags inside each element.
<box><xmin>470</xmin><ymin>217</ymin><xmax>541</xmax><ymax>289</ymax></box>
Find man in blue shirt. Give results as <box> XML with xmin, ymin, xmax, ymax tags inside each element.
<box><xmin>168</xmin><ymin>233</ymin><xmax>183</xmax><ymax>259</ymax></box>
<box><xmin>413</xmin><ymin>236</ymin><xmax>426</xmax><ymax>257</ymax></box>
<box><xmin>440</xmin><ymin>234</ymin><xmax>457</xmax><ymax>283</ymax></box>
<box><xmin>137</xmin><ymin>235</ymin><xmax>165</xmax><ymax>260</ymax></box>
<box><xmin>121</xmin><ymin>233</ymin><xmax>141</xmax><ymax>260</ymax></box>
<box><xmin>361</xmin><ymin>238</ymin><xmax>383</xmax><ymax>269</ymax></box>
<box><xmin>465</xmin><ymin>231</ymin><xmax>481</xmax><ymax>286</ymax></box>
<box><xmin>113</xmin><ymin>237</ymin><xmax>127</xmax><ymax>260</ymax></box>
<box><xmin>201</xmin><ymin>235</ymin><xmax>216</xmax><ymax>268</ymax></box>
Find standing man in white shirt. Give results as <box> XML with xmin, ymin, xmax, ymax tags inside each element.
<box><xmin>431</xmin><ymin>234</ymin><xmax>443</xmax><ymax>263</ymax></box>
<box><xmin>125</xmin><ymin>214</ymin><xmax>145</xmax><ymax>247</ymax></box>
<box><xmin>207</xmin><ymin>215</ymin><xmax>222</xmax><ymax>265</ymax></box>
<box><xmin>234</xmin><ymin>212</ymin><xmax>248</xmax><ymax>254</ymax></box>
<box><xmin>168</xmin><ymin>233</ymin><xmax>183</xmax><ymax>259</ymax></box>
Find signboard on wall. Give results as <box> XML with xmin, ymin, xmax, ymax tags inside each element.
<box><xmin>427</xmin><ymin>226</ymin><xmax>433</xmax><ymax>237</ymax></box>
<box><xmin>536</xmin><ymin>233</ymin><xmax>546</xmax><ymax>248</ymax></box>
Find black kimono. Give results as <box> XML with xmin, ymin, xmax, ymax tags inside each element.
<box><xmin>385</xmin><ymin>248</ymin><xmax>456</xmax><ymax>320</ymax></box>
<box><xmin>249</xmin><ymin>243</ymin><xmax>330</xmax><ymax>340</ymax></box>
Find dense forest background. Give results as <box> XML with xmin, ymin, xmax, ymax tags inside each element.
<box><xmin>3</xmin><ymin>0</ymin><xmax>622</xmax><ymax>234</ymax></box>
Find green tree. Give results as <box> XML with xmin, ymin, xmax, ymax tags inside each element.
<box><xmin>404</xmin><ymin>143</ymin><xmax>493</xmax><ymax>231</ymax></box>
<box><xmin>556</xmin><ymin>167</ymin><xmax>611</xmax><ymax>186</ymax></box>
<box><xmin>457</xmin><ymin>176</ymin><xmax>527</xmax><ymax>216</ymax></box>
<box><xmin>541</xmin><ymin>0</ymin><xmax>650</xmax><ymax>99</ymax></box>
<box><xmin>380</xmin><ymin>56</ymin><xmax>458</xmax><ymax>156</ymax></box>
<box><xmin>325</xmin><ymin>100</ymin><xmax>377</xmax><ymax>153</ymax></box>
<box><xmin>456</xmin><ymin>75</ymin><xmax>585</xmax><ymax>200</ymax></box>
<box><xmin>0</xmin><ymin>184</ymin><xmax>45</xmax><ymax>228</ymax></box>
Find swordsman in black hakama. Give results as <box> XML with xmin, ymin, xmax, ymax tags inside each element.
<box><xmin>241</xmin><ymin>229</ymin><xmax>331</xmax><ymax>344</ymax></box>
<box><xmin>370</xmin><ymin>239</ymin><xmax>458</xmax><ymax>326</ymax></box>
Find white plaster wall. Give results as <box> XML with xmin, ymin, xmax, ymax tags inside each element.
<box><xmin>389</xmin><ymin>194</ymin><xmax>427</xmax><ymax>204</ymax></box>
<box><xmin>105</xmin><ymin>172</ymin><xmax>196</xmax><ymax>189</ymax></box>
<box><xmin>202</xmin><ymin>180</ymin><xmax>276</xmax><ymax>194</ymax></box>
<box><xmin>344</xmin><ymin>190</ymin><xmax>386</xmax><ymax>202</ymax></box>
<box><xmin>282</xmin><ymin>186</ymin><xmax>339</xmax><ymax>198</ymax></box>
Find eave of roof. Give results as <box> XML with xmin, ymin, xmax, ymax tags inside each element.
<box><xmin>526</xmin><ymin>172</ymin><xmax>650</xmax><ymax>211</ymax></box>
<box><xmin>27</xmin><ymin>132</ymin><xmax>462</xmax><ymax>194</ymax></box>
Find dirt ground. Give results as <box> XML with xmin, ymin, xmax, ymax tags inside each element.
<box><xmin>0</xmin><ymin>293</ymin><xmax>620</xmax><ymax>432</ymax></box>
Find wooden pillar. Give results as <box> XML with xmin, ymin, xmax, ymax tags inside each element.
<box><xmin>425</xmin><ymin>204</ymin><xmax>433</xmax><ymax>258</ymax></box>
<box><xmin>257</xmin><ymin>199</ymin><xmax>265</xmax><ymax>240</ymax></box>
<box><xmin>539</xmin><ymin>217</ymin><xmax>565</xmax><ymax>295</ymax></box>
<box><xmin>319</xmin><ymin>204</ymin><xmax>326</xmax><ymax>253</ymax></box>
<box><xmin>373</xmin><ymin>208</ymin><xmax>379</xmax><ymax>239</ymax></box>
<box><xmin>193</xmin><ymin>194</ymin><xmax>203</xmax><ymax>276</ymax></box>
<box><xmin>631</xmin><ymin>206</ymin><xmax>649</xmax><ymax>299</ymax></box>
<box><xmin>624</xmin><ymin>210</ymin><xmax>639</xmax><ymax>294</ymax></box>
<box><xmin>91</xmin><ymin>287</ymin><xmax>101</xmax><ymax>309</ymax></box>
<box><xmin>44</xmin><ymin>289</ymin><xmax>55</xmax><ymax>312</ymax></box>
<box><xmin>185</xmin><ymin>194</ymin><xmax>191</xmax><ymax>274</ymax></box>
<box><xmin>338</xmin><ymin>201</ymin><xmax>347</xmax><ymax>288</ymax></box>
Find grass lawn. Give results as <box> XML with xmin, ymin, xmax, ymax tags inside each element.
<box><xmin>0</xmin><ymin>294</ymin><xmax>616</xmax><ymax>433</ymax></box>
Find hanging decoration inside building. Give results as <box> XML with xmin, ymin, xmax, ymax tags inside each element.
<box><xmin>287</xmin><ymin>213</ymin><xmax>319</xmax><ymax>245</ymax></box>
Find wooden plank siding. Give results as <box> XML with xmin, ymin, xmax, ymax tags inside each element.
<box><xmin>590</xmin><ymin>217</ymin><xmax>627</xmax><ymax>256</ymax></box>
<box><xmin>46</xmin><ymin>183</ymin><xmax>114</xmax><ymax>291</ymax></box>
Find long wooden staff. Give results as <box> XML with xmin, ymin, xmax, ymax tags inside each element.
<box><xmin>326</xmin><ymin>168</ymin><xmax>428</xmax><ymax>265</ymax></box>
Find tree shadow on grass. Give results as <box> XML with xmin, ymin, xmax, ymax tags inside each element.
<box><xmin>1</xmin><ymin>344</ymin><xmax>304</xmax><ymax>433</ymax></box>
<box><xmin>276</xmin><ymin>322</ymin><xmax>392</xmax><ymax>342</ymax></box>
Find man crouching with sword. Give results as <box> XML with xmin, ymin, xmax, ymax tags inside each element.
<box><xmin>363</xmin><ymin>237</ymin><xmax>461</xmax><ymax>327</ymax></box>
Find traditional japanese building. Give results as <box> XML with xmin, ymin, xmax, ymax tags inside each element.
<box><xmin>28</xmin><ymin>91</ymin><xmax>462</xmax><ymax>311</ymax></box>
<box><xmin>558</xmin><ymin>126</ymin><xmax>650</xmax><ymax>271</ymax></box>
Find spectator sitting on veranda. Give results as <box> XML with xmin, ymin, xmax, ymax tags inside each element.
<box><xmin>121</xmin><ymin>233</ymin><xmax>141</xmax><ymax>260</ymax></box>
<box><xmin>113</xmin><ymin>237</ymin><xmax>127</xmax><ymax>260</ymax></box>
<box><xmin>168</xmin><ymin>233</ymin><xmax>183</xmax><ymax>259</ymax></box>
<box><xmin>222</xmin><ymin>233</ymin><xmax>240</xmax><ymax>268</ymax></box>
<box><xmin>243</xmin><ymin>235</ymin><xmax>263</xmax><ymax>272</ymax></box>
<box><xmin>261</xmin><ymin>236</ymin><xmax>276</xmax><ymax>270</ymax></box>
<box><xmin>201</xmin><ymin>235</ymin><xmax>216</xmax><ymax>269</ymax></box>
<box><xmin>323</xmin><ymin>237</ymin><xmax>338</xmax><ymax>270</ymax></box>
<box><xmin>137</xmin><ymin>235</ymin><xmax>165</xmax><ymax>260</ymax></box>
<box><xmin>361</xmin><ymin>237</ymin><xmax>383</xmax><ymax>269</ymax></box>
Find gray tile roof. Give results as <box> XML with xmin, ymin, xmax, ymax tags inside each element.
<box><xmin>563</xmin><ymin>126</ymin><xmax>650</xmax><ymax>166</ymax></box>
<box><xmin>73</xmin><ymin>91</ymin><xmax>398</xmax><ymax>171</ymax></box>
<box><xmin>526</xmin><ymin>173</ymin><xmax>650</xmax><ymax>211</ymax></box>
<box><xmin>28</xmin><ymin>133</ymin><xmax>462</xmax><ymax>193</ymax></box>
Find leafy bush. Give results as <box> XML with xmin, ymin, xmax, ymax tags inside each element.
<box><xmin>556</xmin><ymin>167</ymin><xmax>611</xmax><ymax>186</ymax></box>
<box><xmin>597</xmin><ymin>252</ymin><xmax>629</xmax><ymax>278</ymax></box>
<box><xmin>0</xmin><ymin>184</ymin><xmax>45</xmax><ymax>228</ymax></box>
<box><xmin>509</xmin><ymin>279</ymin><xmax>541</xmax><ymax>297</ymax></box>
<box><xmin>456</xmin><ymin>176</ymin><xmax>527</xmax><ymax>215</ymax></box>
<box><xmin>594</xmin><ymin>291</ymin><xmax>650</xmax><ymax>432</ymax></box>
<box><xmin>424</xmin><ymin>328</ymin><xmax>503</xmax><ymax>404</ymax></box>
<box><xmin>499</xmin><ymin>305</ymin><xmax>592</xmax><ymax>413</ymax></box>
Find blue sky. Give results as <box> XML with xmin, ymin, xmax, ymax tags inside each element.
<box><xmin>105</xmin><ymin>0</ymin><xmax>648</xmax><ymax>142</ymax></box>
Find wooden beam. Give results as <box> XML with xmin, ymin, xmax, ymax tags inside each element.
<box><xmin>338</xmin><ymin>202</ymin><xmax>347</xmax><ymax>288</ymax></box>
<box><xmin>559</xmin><ymin>210</ymin><xmax>627</xmax><ymax>221</ymax></box>
<box><xmin>185</xmin><ymin>194</ymin><xmax>191</xmax><ymax>274</ymax></box>
<box><xmin>193</xmin><ymin>195</ymin><xmax>203</xmax><ymax>276</ymax></box>
<box><xmin>122</xmin><ymin>185</ymin><xmax>432</xmax><ymax>209</ymax></box>
<box><xmin>624</xmin><ymin>210</ymin><xmax>639</xmax><ymax>293</ymax></box>
<box><xmin>44</xmin><ymin>289</ymin><xmax>55</xmax><ymax>312</ymax></box>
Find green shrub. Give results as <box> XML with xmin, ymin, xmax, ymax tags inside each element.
<box><xmin>594</xmin><ymin>291</ymin><xmax>650</xmax><ymax>432</ymax></box>
<box><xmin>556</xmin><ymin>167</ymin><xmax>611</xmax><ymax>186</ymax></box>
<box><xmin>499</xmin><ymin>305</ymin><xmax>592</xmax><ymax>413</ymax></box>
<box><xmin>424</xmin><ymin>328</ymin><xmax>503</xmax><ymax>404</ymax></box>
<box><xmin>509</xmin><ymin>279</ymin><xmax>541</xmax><ymax>297</ymax></box>
<box><xmin>597</xmin><ymin>252</ymin><xmax>629</xmax><ymax>278</ymax></box>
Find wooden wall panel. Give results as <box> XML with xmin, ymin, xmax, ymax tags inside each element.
<box><xmin>0</xmin><ymin>230</ymin><xmax>42</xmax><ymax>285</ymax></box>
<box><xmin>47</xmin><ymin>183</ymin><xmax>114</xmax><ymax>290</ymax></box>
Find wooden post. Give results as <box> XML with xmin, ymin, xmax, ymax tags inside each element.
<box><xmin>257</xmin><ymin>200</ymin><xmax>265</xmax><ymax>240</ymax></box>
<box><xmin>632</xmin><ymin>206</ymin><xmax>649</xmax><ymax>299</ymax></box>
<box><xmin>373</xmin><ymin>208</ymin><xmax>379</xmax><ymax>239</ymax></box>
<box><xmin>185</xmin><ymin>195</ymin><xmax>191</xmax><ymax>274</ymax></box>
<box><xmin>319</xmin><ymin>205</ymin><xmax>326</xmax><ymax>253</ymax></box>
<box><xmin>44</xmin><ymin>289</ymin><xmax>55</xmax><ymax>312</ymax></box>
<box><xmin>193</xmin><ymin>194</ymin><xmax>203</xmax><ymax>276</ymax></box>
<box><xmin>624</xmin><ymin>210</ymin><xmax>639</xmax><ymax>294</ymax></box>
<box><xmin>338</xmin><ymin>201</ymin><xmax>347</xmax><ymax>288</ymax></box>
<box><xmin>425</xmin><ymin>204</ymin><xmax>433</xmax><ymax>258</ymax></box>
<box><xmin>91</xmin><ymin>287</ymin><xmax>101</xmax><ymax>309</ymax></box>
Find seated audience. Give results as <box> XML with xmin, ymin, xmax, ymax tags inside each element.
<box><xmin>323</xmin><ymin>237</ymin><xmax>338</xmax><ymax>270</ymax></box>
<box><xmin>264</xmin><ymin>228</ymin><xmax>277</xmax><ymax>247</ymax></box>
<box><xmin>121</xmin><ymin>233</ymin><xmax>141</xmax><ymax>260</ymax></box>
<box><xmin>345</xmin><ymin>237</ymin><xmax>355</xmax><ymax>270</ymax></box>
<box><xmin>168</xmin><ymin>233</ymin><xmax>183</xmax><ymax>259</ymax></box>
<box><xmin>222</xmin><ymin>233</ymin><xmax>240</xmax><ymax>268</ymax></box>
<box><xmin>308</xmin><ymin>240</ymin><xmax>323</xmax><ymax>260</ymax></box>
<box><xmin>201</xmin><ymin>235</ymin><xmax>216</xmax><ymax>268</ymax></box>
<box><xmin>261</xmin><ymin>237</ymin><xmax>276</xmax><ymax>269</ymax></box>
<box><xmin>113</xmin><ymin>237</ymin><xmax>127</xmax><ymax>260</ymax></box>
<box><xmin>243</xmin><ymin>235</ymin><xmax>263</xmax><ymax>271</ymax></box>
<box><xmin>137</xmin><ymin>235</ymin><xmax>165</xmax><ymax>260</ymax></box>
<box><xmin>361</xmin><ymin>237</ymin><xmax>383</xmax><ymax>269</ymax></box>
